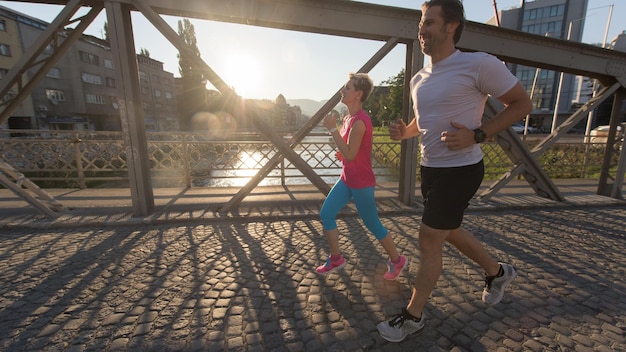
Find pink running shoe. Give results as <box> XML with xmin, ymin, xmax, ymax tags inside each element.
<box><xmin>384</xmin><ymin>255</ymin><xmax>407</xmax><ymax>280</ymax></box>
<box><xmin>316</xmin><ymin>255</ymin><xmax>346</xmax><ymax>275</ymax></box>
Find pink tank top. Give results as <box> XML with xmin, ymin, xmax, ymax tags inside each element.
<box><xmin>340</xmin><ymin>110</ymin><xmax>375</xmax><ymax>189</ymax></box>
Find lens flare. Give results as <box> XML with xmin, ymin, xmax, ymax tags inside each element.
<box><xmin>191</xmin><ymin>111</ymin><xmax>237</xmax><ymax>139</ymax></box>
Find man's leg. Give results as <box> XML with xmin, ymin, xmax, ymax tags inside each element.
<box><xmin>447</xmin><ymin>226</ymin><xmax>517</xmax><ymax>305</ymax></box>
<box><xmin>446</xmin><ymin>226</ymin><xmax>500</xmax><ymax>277</ymax></box>
<box><xmin>405</xmin><ymin>222</ymin><xmax>450</xmax><ymax>318</ymax></box>
<box><xmin>376</xmin><ymin>222</ymin><xmax>449</xmax><ymax>342</ymax></box>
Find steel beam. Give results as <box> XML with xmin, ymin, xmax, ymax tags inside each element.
<box><xmin>2</xmin><ymin>0</ymin><xmax>626</xmax><ymax>211</ymax></box>
<box><xmin>0</xmin><ymin>159</ymin><xmax>64</xmax><ymax>218</ymax></box>
<box><xmin>458</xmin><ymin>22</ymin><xmax>625</xmax><ymax>86</ymax></box>
<box><xmin>106</xmin><ymin>1</ymin><xmax>155</xmax><ymax>216</ymax></box>
<box><xmin>220</xmin><ymin>38</ymin><xmax>400</xmax><ymax>212</ymax></box>
<box><xmin>0</xmin><ymin>0</ymin><xmax>102</xmax><ymax>218</ymax></box>
<box><xmin>398</xmin><ymin>39</ymin><xmax>421</xmax><ymax>206</ymax></box>
<box><xmin>598</xmin><ymin>87</ymin><xmax>626</xmax><ymax>199</ymax></box>
<box><xmin>481</xmin><ymin>83</ymin><xmax>621</xmax><ymax>201</ymax></box>
<box><xmin>0</xmin><ymin>0</ymin><xmax>102</xmax><ymax>126</ymax></box>
<box><xmin>479</xmin><ymin>97</ymin><xmax>564</xmax><ymax>202</ymax></box>
<box><xmin>151</xmin><ymin>0</ymin><xmax>626</xmax><ymax>85</ymax></box>
<box><xmin>13</xmin><ymin>0</ymin><xmax>626</xmax><ymax>85</ymax></box>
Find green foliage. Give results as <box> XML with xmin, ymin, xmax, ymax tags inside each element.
<box><xmin>364</xmin><ymin>70</ymin><xmax>405</xmax><ymax>127</ymax></box>
<box><xmin>177</xmin><ymin>19</ymin><xmax>202</xmax><ymax>80</ymax></box>
<box><xmin>370</xmin><ymin>127</ymin><xmax>617</xmax><ymax>180</ymax></box>
<box><xmin>176</xmin><ymin>19</ymin><xmax>207</xmax><ymax>130</ymax></box>
<box><xmin>380</xmin><ymin>69</ymin><xmax>405</xmax><ymax>123</ymax></box>
<box><xmin>372</xmin><ymin>127</ymin><xmax>403</xmax><ymax>173</ymax></box>
<box><xmin>103</xmin><ymin>22</ymin><xmax>109</xmax><ymax>41</ymax></box>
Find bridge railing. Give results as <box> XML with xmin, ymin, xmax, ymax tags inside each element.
<box><xmin>0</xmin><ymin>129</ymin><xmax>622</xmax><ymax>189</ymax></box>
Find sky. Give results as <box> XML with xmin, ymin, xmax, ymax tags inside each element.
<box><xmin>0</xmin><ymin>0</ymin><xmax>622</xmax><ymax>101</ymax></box>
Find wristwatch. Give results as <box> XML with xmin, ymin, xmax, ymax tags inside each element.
<box><xmin>473</xmin><ymin>128</ymin><xmax>486</xmax><ymax>143</ymax></box>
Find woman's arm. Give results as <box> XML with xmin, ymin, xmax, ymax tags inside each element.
<box><xmin>333</xmin><ymin>120</ymin><xmax>365</xmax><ymax>162</ymax></box>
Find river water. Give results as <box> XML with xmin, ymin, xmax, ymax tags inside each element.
<box><xmin>192</xmin><ymin>133</ymin><xmax>397</xmax><ymax>187</ymax></box>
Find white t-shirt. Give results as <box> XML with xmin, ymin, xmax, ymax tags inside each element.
<box><xmin>411</xmin><ymin>50</ymin><xmax>519</xmax><ymax>167</ymax></box>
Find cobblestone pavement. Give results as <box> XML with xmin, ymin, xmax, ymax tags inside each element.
<box><xmin>1</xmin><ymin>205</ymin><xmax>625</xmax><ymax>351</ymax></box>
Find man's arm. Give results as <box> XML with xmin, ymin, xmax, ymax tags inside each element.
<box><xmin>481</xmin><ymin>82</ymin><xmax>533</xmax><ymax>139</ymax></box>
<box><xmin>443</xmin><ymin>82</ymin><xmax>532</xmax><ymax>149</ymax></box>
<box><xmin>389</xmin><ymin>118</ymin><xmax>420</xmax><ymax>141</ymax></box>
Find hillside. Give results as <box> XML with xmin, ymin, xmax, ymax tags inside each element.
<box><xmin>286</xmin><ymin>99</ymin><xmax>324</xmax><ymax>116</ymax></box>
<box><xmin>287</xmin><ymin>99</ymin><xmax>346</xmax><ymax>117</ymax></box>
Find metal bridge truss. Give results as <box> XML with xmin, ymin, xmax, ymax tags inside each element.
<box><xmin>0</xmin><ymin>0</ymin><xmax>625</xmax><ymax>217</ymax></box>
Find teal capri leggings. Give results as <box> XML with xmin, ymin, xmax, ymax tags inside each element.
<box><xmin>320</xmin><ymin>179</ymin><xmax>389</xmax><ymax>240</ymax></box>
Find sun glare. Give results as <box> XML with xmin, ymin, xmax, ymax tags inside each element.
<box><xmin>222</xmin><ymin>54</ymin><xmax>264</xmax><ymax>98</ymax></box>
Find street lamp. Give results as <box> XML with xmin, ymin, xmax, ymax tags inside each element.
<box><xmin>550</xmin><ymin>21</ymin><xmax>573</xmax><ymax>133</ymax></box>
<box><xmin>584</xmin><ymin>4</ymin><xmax>614</xmax><ymax>144</ymax></box>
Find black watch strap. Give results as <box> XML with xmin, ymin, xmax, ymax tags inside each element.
<box><xmin>473</xmin><ymin>128</ymin><xmax>486</xmax><ymax>143</ymax></box>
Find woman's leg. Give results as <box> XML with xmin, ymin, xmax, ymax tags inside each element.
<box><xmin>352</xmin><ymin>186</ymin><xmax>399</xmax><ymax>261</ymax></box>
<box><xmin>320</xmin><ymin>180</ymin><xmax>352</xmax><ymax>255</ymax></box>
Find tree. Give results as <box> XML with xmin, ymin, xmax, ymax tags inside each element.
<box><xmin>176</xmin><ymin>18</ymin><xmax>207</xmax><ymax>130</ymax></box>
<box><xmin>103</xmin><ymin>22</ymin><xmax>109</xmax><ymax>41</ymax></box>
<box><xmin>363</xmin><ymin>69</ymin><xmax>405</xmax><ymax>126</ymax></box>
<box><xmin>381</xmin><ymin>69</ymin><xmax>405</xmax><ymax>123</ymax></box>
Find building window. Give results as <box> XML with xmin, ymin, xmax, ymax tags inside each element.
<box><xmin>81</xmin><ymin>72</ymin><xmax>103</xmax><ymax>85</ymax></box>
<box><xmin>17</xmin><ymin>16</ymin><xmax>47</xmax><ymax>30</ymax></box>
<box><xmin>139</xmin><ymin>71</ymin><xmax>147</xmax><ymax>81</ymax></box>
<box><xmin>0</xmin><ymin>20</ymin><xmax>6</xmax><ymax>32</ymax></box>
<box><xmin>46</xmin><ymin>89</ymin><xmax>65</xmax><ymax>103</ymax></box>
<box><xmin>104</xmin><ymin>58</ymin><xmax>114</xmax><ymax>69</ymax></box>
<box><xmin>79</xmin><ymin>51</ymin><xmax>99</xmax><ymax>65</ymax></box>
<box><xmin>0</xmin><ymin>68</ymin><xmax>8</xmax><ymax>79</ymax></box>
<box><xmin>553</xmin><ymin>5</ymin><xmax>564</xmax><ymax>17</ymax></box>
<box><xmin>85</xmin><ymin>93</ymin><xmax>106</xmax><ymax>104</ymax></box>
<box><xmin>46</xmin><ymin>67</ymin><xmax>62</xmax><ymax>79</ymax></box>
<box><xmin>154</xmin><ymin>89</ymin><xmax>161</xmax><ymax>98</ymax></box>
<box><xmin>0</xmin><ymin>44</ymin><xmax>11</xmax><ymax>56</ymax></box>
<box><xmin>165</xmin><ymin>91</ymin><xmax>173</xmax><ymax>100</ymax></box>
<box><xmin>106</xmin><ymin>77</ymin><xmax>115</xmax><ymax>88</ymax></box>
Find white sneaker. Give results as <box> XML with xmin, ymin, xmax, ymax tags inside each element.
<box><xmin>377</xmin><ymin>309</ymin><xmax>425</xmax><ymax>342</ymax></box>
<box><xmin>482</xmin><ymin>262</ymin><xmax>517</xmax><ymax>305</ymax></box>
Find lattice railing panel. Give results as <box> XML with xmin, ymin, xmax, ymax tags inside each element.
<box><xmin>79</xmin><ymin>141</ymin><xmax>127</xmax><ymax>172</ymax></box>
<box><xmin>0</xmin><ymin>130</ymin><xmax>619</xmax><ymax>187</ymax></box>
<box><xmin>1</xmin><ymin>140</ymin><xmax>76</xmax><ymax>172</ymax></box>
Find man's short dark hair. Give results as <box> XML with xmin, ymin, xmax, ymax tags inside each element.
<box><xmin>422</xmin><ymin>0</ymin><xmax>465</xmax><ymax>44</ymax></box>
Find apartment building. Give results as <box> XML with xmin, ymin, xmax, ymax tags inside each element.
<box><xmin>490</xmin><ymin>0</ymin><xmax>588</xmax><ymax>126</ymax></box>
<box><xmin>0</xmin><ymin>6</ymin><xmax>36</xmax><ymax>130</ymax></box>
<box><xmin>138</xmin><ymin>54</ymin><xmax>177</xmax><ymax>131</ymax></box>
<box><xmin>0</xmin><ymin>5</ymin><xmax>178</xmax><ymax>132</ymax></box>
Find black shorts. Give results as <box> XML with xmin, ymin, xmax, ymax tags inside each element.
<box><xmin>420</xmin><ymin>160</ymin><xmax>484</xmax><ymax>230</ymax></box>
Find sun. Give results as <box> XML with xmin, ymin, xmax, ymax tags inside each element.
<box><xmin>222</xmin><ymin>54</ymin><xmax>264</xmax><ymax>98</ymax></box>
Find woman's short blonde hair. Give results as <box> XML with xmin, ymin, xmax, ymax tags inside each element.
<box><xmin>349</xmin><ymin>72</ymin><xmax>374</xmax><ymax>102</ymax></box>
